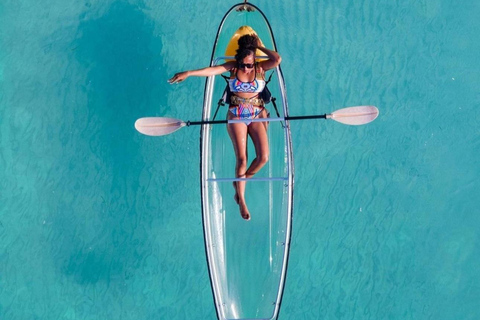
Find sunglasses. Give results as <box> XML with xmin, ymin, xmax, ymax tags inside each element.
<box><xmin>239</xmin><ymin>63</ymin><xmax>254</xmax><ymax>69</ymax></box>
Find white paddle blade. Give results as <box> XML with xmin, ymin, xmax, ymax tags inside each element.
<box><xmin>135</xmin><ymin>117</ymin><xmax>186</xmax><ymax>136</ymax></box>
<box><xmin>329</xmin><ymin>106</ymin><xmax>379</xmax><ymax>125</ymax></box>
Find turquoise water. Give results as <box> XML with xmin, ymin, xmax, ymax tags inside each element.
<box><xmin>1</xmin><ymin>0</ymin><xmax>479</xmax><ymax>319</ymax></box>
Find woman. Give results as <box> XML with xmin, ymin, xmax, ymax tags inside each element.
<box><xmin>169</xmin><ymin>34</ymin><xmax>281</xmax><ymax>220</ymax></box>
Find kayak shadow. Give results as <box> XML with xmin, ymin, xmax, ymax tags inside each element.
<box><xmin>54</xmin><ymin>1</ymin><xmax>168</xmax><ymax>285</ymax></box>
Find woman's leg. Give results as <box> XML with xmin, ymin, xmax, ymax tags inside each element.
<box><xmin>246</xmin><ymin>110</ymin><xmax>269</xmax><ymax>177</ymax></box>
<box><xmin>227</xmin><ymin>119</ymin><xmax>251</xmax><ymax>220</ymax></box>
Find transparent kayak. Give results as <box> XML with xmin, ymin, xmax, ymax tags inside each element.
<box><xmin>200</xmin><ymin>3</ymin><xmax>294</xmax><ymax>320</ymax></box>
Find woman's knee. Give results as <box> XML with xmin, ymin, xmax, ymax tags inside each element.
<box><xmin>258</xmin><ymin>153</ymin><xmax>269</xmax><ymax>165</ymax></box>
<box><xmin>237</xmin><ymin>156</ymin><xmax>248</xmax><ymax>169</ymax></box>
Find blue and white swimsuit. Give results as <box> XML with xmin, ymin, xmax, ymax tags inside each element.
<box><xmin>228</xmin><ymin>66</ymin><xmax>267</xmax><ymax>124</ymax></box>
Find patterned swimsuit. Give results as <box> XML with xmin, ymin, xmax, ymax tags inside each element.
<box><xmin>228</xmin><ymin>66</ymin><xmax>266</xmax><ymax>124</ymax></box>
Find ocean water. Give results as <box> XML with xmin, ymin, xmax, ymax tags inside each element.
<box><xmin>1</xmin><ymin>0</ymin><xmax>479</xmax><ymax>319</ymax></box>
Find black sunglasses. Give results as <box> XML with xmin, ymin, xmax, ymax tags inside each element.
<box><xmin>239</xmin><ymin>63</ymin><xmax>254</xmax><ymax>69</ymax></box>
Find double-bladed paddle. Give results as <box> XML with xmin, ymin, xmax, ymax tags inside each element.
<box><xmin>135</xmin><ymin>106</ymin><xmax>379</xmax><ymax>136</ymax></box>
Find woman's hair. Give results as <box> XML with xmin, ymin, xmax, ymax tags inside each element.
<box><xmin>235</xmin><ymin>34</ymin><xmax>257</xmax><ymax>62</ymax></box>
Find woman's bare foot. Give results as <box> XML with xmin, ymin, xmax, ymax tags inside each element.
<box><xmin>239</xmin><ymin>202</ymin><xmax>251</xmax><ymax>220</ymax></box>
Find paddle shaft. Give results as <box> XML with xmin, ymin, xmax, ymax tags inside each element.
<box><xmin>186</xmin><ymin>114</ymin><xmax>327</xmax><ymax>126</ymax></box>
<box><xmin>135</xmin><ymin>106</ymin><xmax>377</xmax><ymax>135</ymax></box>
<box><xmin>286</xmin><ymin>114</ymin><xmax>328</xmax><ymax>120</ymax></box>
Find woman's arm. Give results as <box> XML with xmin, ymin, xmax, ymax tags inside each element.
<box><xmin>252</xmin><ymin>35</ymin><xmax>281</xmax><ymax>71</ymax></box>
<box><xmin>168</xmin><ymin>61</ymin><xmax>235</xmax><ymax>84</ymax></box>
<box><xmin>256</xmin><ymin>45</ymin><xmax>282</xmax><ymax>71</ymax></box>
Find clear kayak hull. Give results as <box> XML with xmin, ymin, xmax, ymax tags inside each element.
<box><xmin>200</xmin><ymin>3</ymin><xmax>294</xmax><ymax>320</ymax></box>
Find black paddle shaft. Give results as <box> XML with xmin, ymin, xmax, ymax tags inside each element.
<box><xmin>285</xmin><ymin>114</ymin><xmax>328</xmax><ymax>121</ymax></box>
<box><xmin>185</xmin><ymin>114</ymin><xmax>328</xmax><ymax>126</ymax></box>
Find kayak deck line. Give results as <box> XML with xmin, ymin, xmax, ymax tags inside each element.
<box><xmin>228</xmin><ymin>117</ymin><xmax>284</xmax><ymax>124</ymax></box>
<box><xmin>213</xmin><ymin>55</ymin><xmax>269</xmax><ymax>64</ymax></box>
<box><xmin>187</xmin><ymin>117</ymin><xmax>286</xmax><ymax>126</ymax></box>
<box><xmin>206</xmin><ymin>177</ymin><xmax>288</xmax><ymax>182</ymax></box>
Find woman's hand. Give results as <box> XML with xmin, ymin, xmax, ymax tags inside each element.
<box><xmin>168</xmin><ymin>71</ymin><xmax>189</xmax><ymax>84</ymax></box>
<box><xmin>253</xmin><ymin>34</ymin><xmax>261</xmax><ymax>48</ymax></box>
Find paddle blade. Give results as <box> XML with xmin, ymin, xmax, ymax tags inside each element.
<box><xmin>329</xmin><ymin>106</ymin><xmax>379</xmax><ymax>125</ymax></box>
<box><xmin>134</xmin><ymin>117</ymin><xmax>186</xmax><ymax>136</ymax></box>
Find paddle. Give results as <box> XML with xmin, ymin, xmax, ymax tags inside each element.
<box><xmin>135</xmin><ymin>106</ymin><xmax>379</xmax><ymax>136</ymax></box>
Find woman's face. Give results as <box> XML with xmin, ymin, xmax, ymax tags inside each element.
<box><xmin>239</xmin><ymin>53</ymin><xmax>255</xmax><ymax>74</ymax></box>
